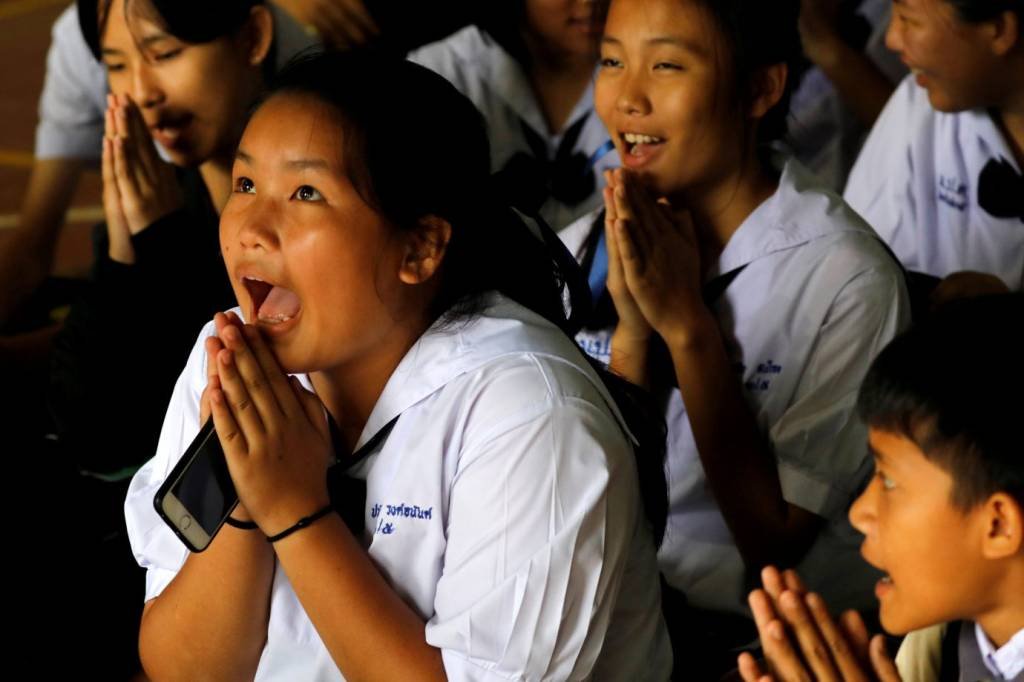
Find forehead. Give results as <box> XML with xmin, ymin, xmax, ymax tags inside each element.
<box><xmin>604</xmin><ymin>0</ymin><xmax>717</xmax><ymax>51</ymax></box>
<box><xmin>240</xmin><ymin>94</ymin><xmax>348</xmax><ymax>167</ymax></box>
<box><xmin>101</xmin><ymin>0</ymin><xmax>171</xmax><ymax>47</ymax></box>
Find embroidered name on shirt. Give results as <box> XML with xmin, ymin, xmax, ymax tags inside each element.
<box><xmin>937</xmin><ymin>174</ymin><xmax>968</xmax><ymax>212</ymax></box>
<box><xmin>578</xmin><ymin>333</ymin><xmax>612</xmax><ymax>364</ymax></box>
<box><xmin>370</xmin><ymin>502</ymin><xmax>434</xmax><ymax>536</ymax></box>
<box><xmin>745</xmin><ymin>360</ymin><xmax>782</xmax><ymax>392</ymax></box>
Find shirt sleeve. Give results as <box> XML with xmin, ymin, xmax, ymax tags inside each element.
<box><xmin>771</xmin><ymin>260</ymin><xmax>910</xmax><ymax>519</ymax></box>
<box><xmin>843</xmin><ymin>76</ymin><xmax>925</xmax><ymax>270</ymax></box>
<box><xmin>34</xmin><ymin>5</ymin><xmax>107</xmax><ymax>160</ymax></box>
<box><xmin>123</xmin><ymin>319</ymin><xmax>216</xmax><ymax>601</ymax></box>
<box><xmin>424</xmin><ymin>388</ymin><xmax>647</xmax><ymax>681</ymax></box>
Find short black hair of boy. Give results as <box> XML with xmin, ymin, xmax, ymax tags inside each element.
<box><xmin>943</xmin><ymin>0</ymin><xmax>1023</xmax><ymax>23</ymax></box>
<box><xmin>858</xmin><ymin>293</ymin><xmax>1024</xmax><ymax>510</ymax></box>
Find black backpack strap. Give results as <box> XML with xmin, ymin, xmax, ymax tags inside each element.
<box><xmin>938</xmin><ymin>620</ymin><xmax>962</xmax><ymax>682</ymax></box>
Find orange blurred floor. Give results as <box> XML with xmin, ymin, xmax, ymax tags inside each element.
<box><xmin>0</xmin><ymin>0</ymin><xmax>100</xmax><ymax>279</ymax></box>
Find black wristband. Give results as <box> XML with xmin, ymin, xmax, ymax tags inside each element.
<box><xmin>266</xmin><ymin>505</ymin><xmax>334</xmax><ymax>544</ymax></box>
<box><xmin>225</xmin><ymin>516</ymin><xmax>259</xmax><ymax>530</ymax></box>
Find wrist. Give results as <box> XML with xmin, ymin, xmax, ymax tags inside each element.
<box><xmin>660</xmin><ymin>306</ymin><xmax>720</xmax><ymax>353</ymax></box>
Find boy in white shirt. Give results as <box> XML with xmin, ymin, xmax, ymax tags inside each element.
<box><xmin>739</xmin><ymin>294</ymin><xmax>1024</xmax><ymax>682</ymax></box>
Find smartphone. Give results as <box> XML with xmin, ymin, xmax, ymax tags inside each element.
<box><xmin>154</xmin><ymin>419</ymin><xmax>239</xmax><ymax>552</ymax></box>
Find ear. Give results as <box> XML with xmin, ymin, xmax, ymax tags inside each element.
<box><xmin>986</xmin><ymin>10</ymin><xmax>1020</xmax><ymax>57</ymax></box>
<box><xmin>398</xmin><ymin>215</ymin><xmax>452</xmax><ymax>285</ymax></box>
<box><xmin>242</xmin><ymin>5</ymin><xmax>275</xmax><ymax>68</ymax></box>
<box><xmin>748</xmin><ymin>62</ymin><xmax>788</xmax><ymax>121</ymax></box>
<box><xmin>980</xmin><ymin>493</ymin><xmax>1024</xmax><ymax>560</ymax></box>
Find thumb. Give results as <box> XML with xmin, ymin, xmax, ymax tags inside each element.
<box><xmin>869</xmin><ymin>635</ymin><xmax>902</xmax><ymax>682</ymax></box>
<box><xmin>290</xmin><ymin>376</ymin><xmax>328</xmax><ymax>435</ymax></box>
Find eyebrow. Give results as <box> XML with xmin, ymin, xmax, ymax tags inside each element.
<box><xmin>101</xmin><ymin>33</ymin><xmax>173</xmax><ymax>57</ymax></box>
<box><xmin>602</xmin><ymin>34</ymin><xmax>708</xmax><ymax>56</ymax></box>
<box><xmin>234</xmin><ymin>149</ymin><xmax>332</xmax><ymax>172</ymax></box>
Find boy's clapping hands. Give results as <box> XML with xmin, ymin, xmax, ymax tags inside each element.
<box><xmin>738</xmin><ymin>567</ymin><xmax>901</xmax><ymax>682</ymax></box>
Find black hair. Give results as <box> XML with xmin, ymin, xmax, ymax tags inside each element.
<box><xmin>686</xmin><ymin>0</ymin><xmax>803</xmax><ymax>150</ymax></box>
<box><xmin>857</xmin><ymin>293</ymin><xmax>1024</xmax><ymax>510</ymax></box>
<box><xmin>942</xmin><ymin>0</ymin><xmax>1023</xmax><ymax>22</ymax></box>
<box><xmin>79</xmin><ymin>0</ymin><xmax>267</xmax><ymax>61</ymax></box>
<box><xmin>262</xmin><ymin>50</ymin><xmax>668</xmax><ymax>543</ymax></box>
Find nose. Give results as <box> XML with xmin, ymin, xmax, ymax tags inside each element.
<box><xmin>616</xmin><ymin>71</ymin><xmax>651</xmax><ymax>117</ymax></box>
<box><xmin>884</xmin><ymin>13</ymin><xmax>903</xmax><ymax>55</ymax></box>
<box><xmin>232</xmin><ymin>199</ymin><xmax>281</xmax><ymax>254</ymax></box>
<box><xmin>129</xmin><ymin>61</ymin><xmax>165</xmax><ymax>109</ymax></box>
<box><xmin>848</xmin><ymin>477</ymin><xmax>876</xmax><ymax>536</ymax></box>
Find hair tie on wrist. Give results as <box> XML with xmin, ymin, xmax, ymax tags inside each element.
<box><xmin>266</xmin><ymin>505</ymin><xmax>334</xmax><ymax>544</ymax></box>
<box><xmin>225</xmin><ymin>516</ymin><xmax>259</xmax><ymax>530</ymax></box>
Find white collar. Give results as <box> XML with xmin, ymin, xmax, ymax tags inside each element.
<box><xmin>352</xmin><ymin>295</ymin><xmax>634</xmax><ymax>450</ymax></box>
<box><xmin>712</xmin><ymin>157</ymin><xmax>876</xmax><ymax>278</ymax></box>
<box><xmin>444</xmin><ymin>25</ymin><xmax>597</xmax><ymax>139</ymax></box>
<box><xmin>974</xmin><ymin>622</ymin><xmax>1024</xmax><ymax>680</ymax></box>
<box><xmin>962</xmin><ymin>108</ymin><xmax>1023</xmax><ymax>176</ymax></box>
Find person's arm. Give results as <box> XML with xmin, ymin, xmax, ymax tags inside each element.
<box><xmin>605</xmin><ymin>171</ymin><xmax>820</xmax><ymax>571</ymax></box>
<box><xmin>135</xmin><ymin>315</ymin><xmax>276</xmax><ymax>680</ymax></box>
<box><xmin>138</xmin><ymin>525</ymin><xmax>276</xmax><ymax>680</ymax></box>
<box><xmin>799</xmin><ymin>0</ymin><xmax>896</xmax><ymax>128</ymax></box>
<box><xmin>0</xmin><ymin>158</ymin><xmax>85</xmax><ymax>323</ymax></box>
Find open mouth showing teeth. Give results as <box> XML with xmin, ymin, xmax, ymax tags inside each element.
<box><xmin>243</xmin><ymin>276</ymin><xmax>301</xmax><ymax>325</ymax></box>
<box><xmin>880</xmin><ymin>575</ymin><xmax>893</xmax><ymax>584</ymax></box>
<box><xmin>622</xmin><ymin>132</ymin><xmax>665</xmax><ymax>157</ymax></box>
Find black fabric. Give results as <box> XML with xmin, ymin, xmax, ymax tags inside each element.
<box><xmin>47</xmin><ymin>166</ymin><xmax>235</xmax><ymax>476</ymax></box>
<box><xmin>326</xmin><ymin>415</ymin><xmax>400</xmax><ymax>536</ymax></box>
<box><xmin>940</xmin><ymin>621</ymin><xmax>963</xmax><ymax>682</ymax></box>
<box><xmin>491</xmin><ymin>114</ymin><xmax>597</xmax><ymax>216</ymax></box>
<box><xmin>978</xmin><ymin>157</ymin><xmax>1024</xmax><ymax>221</ymax></box>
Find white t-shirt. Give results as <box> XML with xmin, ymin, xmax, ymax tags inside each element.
<box><xmin>409</xmin><ymin>25</ymin><xmax>618</xmax><ymax>232</ymax></box>
<box><xmin>787</xmin><ymin>0</ymin><xmax>906</xmax><ymax>191</ymax></box>
<box><xmin>125</xmin><ymin>296</ymin><xmax>672</xmax><ymax>681</ymax></box>
<box><xmin>844</xmin><ymin>76</ymin><xmax>1024</xmax><ymax>291</ymax></box>
<box><xmin>563</xmin><ymin>159</ymin><xmax>910</xmax><ymax>615</ymax></box>
<box><xmin>34</xmin><ymin>3</ymin><xmax>315</xmax><ymax>161</ymax></box>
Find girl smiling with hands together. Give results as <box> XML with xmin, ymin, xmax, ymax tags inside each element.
<box><xmin>125</xmin><ymin>52</ymin><xmax>672</xmax><ymax>681</ymax></box>
<box><xmin>561</xmin><ymin>0</ymin><xmax>910</xmax><ymax>672</ymax></box>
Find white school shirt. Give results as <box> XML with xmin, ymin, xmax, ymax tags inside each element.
<box><xmin>787</xmin><ymin>0</ymin><xmax>906</xmax><ymax>191</ymax></box>
<box><xmin>844</xmin><ymin>76</ymin><xmax>1024</xmax><ymax>291</ymax></box>
<box><xmin>409</xmin><ymin>25</ymin><xmax>617</xmax><ymax>232</ymax></box>
<box><xmin>562</xmin><ymin>159</ymin><xmax>910</xmax><ymax>615</ymax></box>
<box><xmin>124</xmin><ymin>296</ymin><xmax>672</xmax><ymax>681</ymax></box>
<box><xmin>35</xmin><ymin>4</ymin><xmax>315</xmax><ymax>162</ymax></box>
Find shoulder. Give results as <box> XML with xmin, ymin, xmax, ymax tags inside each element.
<box><xmin>417</xmin><ymin>301</ymin><xmax>632</xmax><ymax>452</ymax></box>
<box><xmin>407</xmin><ymin>25</ymin><xmax>487</xmax><ymax>77</ymax></box>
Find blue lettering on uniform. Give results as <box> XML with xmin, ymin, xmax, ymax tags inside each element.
<box><xmin>745</xmin><ymin>359</ymin><xmax>784</xmax><ymax>392</ymax></box>
<box><xmin>371</xmin><ymin>501</ymin><xmax>435</xmax><ymax>535</ymax></box>
<box><xmin>937</xmin><ymin>174</ymin><xmax>968</xmax><ymax>212</ymax></box>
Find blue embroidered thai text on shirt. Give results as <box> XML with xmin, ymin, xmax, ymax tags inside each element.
<box><xmin>937</xmin><ymin>174</ymin><xmax>968</xmax><ymax>212</ymax></box>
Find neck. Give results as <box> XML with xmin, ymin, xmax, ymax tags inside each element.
<box><xmin>993</xmin><ymin>61</ymin><xmax>1024</xmax><ymax>167</ymax></box>
<box><xmin>199</xmin><ymin>154</ymin><xmax>234</xmax><ymax>214</ymax></box>
<box><xmin>671</xmin><ymin>154</ymin><xmax>778</xmax><ymax>269</ymax></box>
<box><xmin>523</xmin><ymin>34</ymin><xmax>595</xmax><ymax>134</ymax></box>
<box><xmin>309</xmin><ymin>317</ymin><xmax>432</xmax><ymax>455</ymax></box>
<box><xmin>975</xmin><ymin>564</ymin><xmax>1024</xmax><ymax>648</ymax></box>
